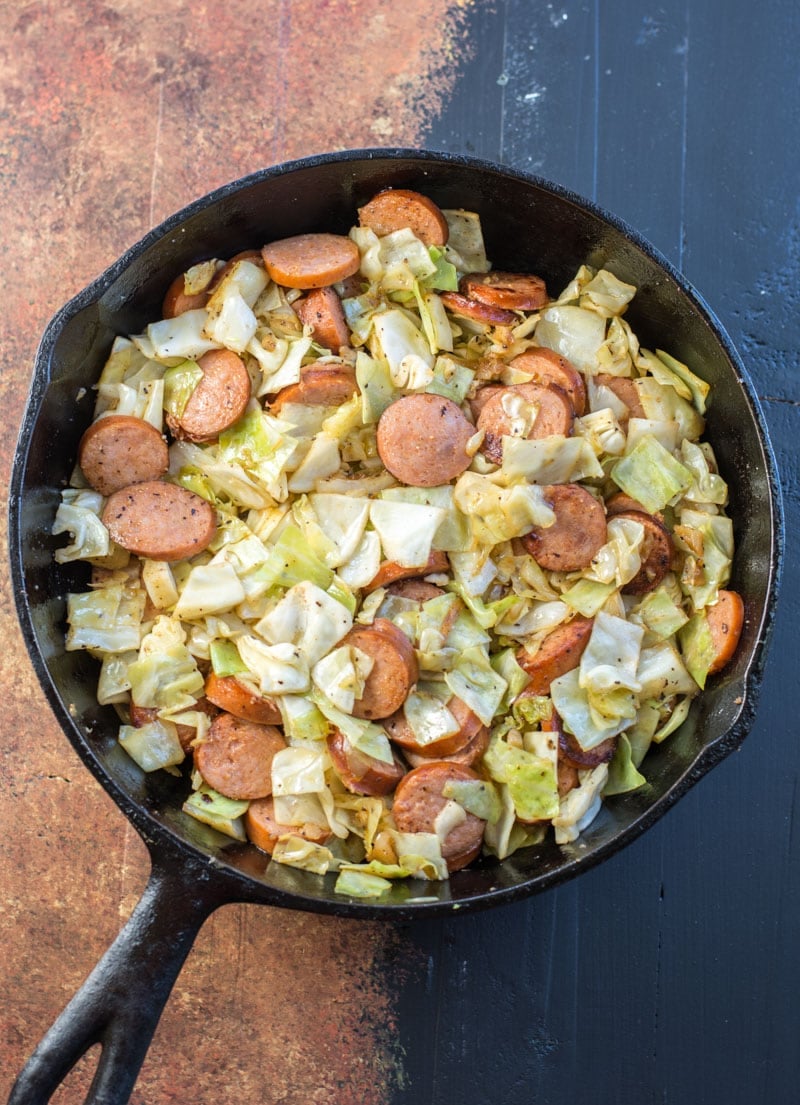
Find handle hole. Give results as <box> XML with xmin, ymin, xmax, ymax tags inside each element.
<box><xmin>49</xmin><ymin>1043</ymin><xmax>102</xmax><ymax>1105</ymax></box>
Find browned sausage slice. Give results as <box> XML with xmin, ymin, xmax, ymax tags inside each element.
<box><xmin>294</xmin><ymin>286</ymin><xmax>351</xmax><ymax>352</ymax></box>
<box><xmin>130</xmin><ymin>697</ymin><xmax>218</xmax><ymax>753</ymax></box>
<box><xmin>544</xmin><ymin>707</ymin><xmax>617</xmax><ymax>769</ymax></box>
<box><xmin>460</xmin><ymin>271</ymin><xmax>548</xmax><ymax>311</ymax></box>
<box><xmin>326</xmin><ymin>729</ymin><xmax>405</xmax><ymax>796</ymax></box>
<box><xmin>384</xmin><ymin>695</ymin><xmax>482</xmax><ymax>758</ymax></box>
<box><xmin>520</xmin><ymin>483</ymin><xmax>607</xmax><ymax>572</ymax></box>
<box><xmin>377</xmin><ymin>393</ymin><xmax>475</xmax><ymax>487</ymax></box>
<box><xmin>343</xmin><ymin>619</ymin><xmax>419</xmax><ymax>720</ymax></box>
<box><xmin>365</xmin><ymin>551</ymin><xmax>450</xmax><ymax>592</ymax></box>
<box><xmin>262</xmin><ymin>233</ymin><xmax>361</xmax><ymax>290</ymax></box>
<box><xmin>204</xmin><ymin>673</ymin><xmax>283</xmax><ymax>726</ymax></box>
<box><xmin>605</xmin><ymin>491</ymin><xmax>657</xmax><ymax>518</ymax></box>
<box><xmin>194</xmin><ymin>713</ymin><xmax>286</xmax><ymax>800</ymax></box>
<box><xmin>269</xmin><ymin>366</ymin><xmax>358</xmax><ymax>411</ymax></box>
<box><xmin>78</xmin><ymin>415</ymin><xmax>169</xmax><ymax>497</ymax></box>
<box><xmin>477</xmin><ymin>383</ymin><xmax>574</xmax><ymax>464</ymax></box>
<box><xmin>385</xmin><ymin>579</ymin><xmax>445</xmax><ymax>603</ymax></box>
<box><xmin>557</xmin><ymin>759</ymin><xmax>580</xmax><ymax>796</ymax></box>
<box><xmin>510</xmin><ymin>348</ymin><xmax>587</xmax><ymax>416</ymax></box>
<box><xmin>613</xmin><ymin>509</ymin><xmax>673</xmax><ymax>595</ymax></box>
<box><xmin>516</xmin><ymin>615</ymin><xmax>594</xmax><ymax>695</ymax></box>
<box><xmin>162</xmin><ymin>273</ymin><xmax>210</xmax><ymax>319</ymax></box>
<box><xmin>595</xmin><ymin>374</ymin><xmax>646</xmax><ymax>421</ymax></box>
<box><xmin>468</xmin><ymin>384</ymin><xmax>505</xmax><ymax>422</ymax></box>
<box><xmin>167</xmin><ymin>349</ymin><xmax>251</xmax><ymax>443</ymax></box>
<box><xmin>357</xmin><ymin>188</ymin><xmax>449</xmax><ymax>247</ymax></box>
<box><xmin>440</xmin><ymin>291</ymin><xmax>518</xmax><ymax>326</ymax></box>
<box><xmin>392</xmin><ymin>762</ymin><xmax>486</xmax><ymax>872</ymax></box>
<box><xmin>245</xmin><ymin>796</ymin><xmax>332</xmax><ymax>855</ymax></box>
<box><xmin>706</xmin><ymin>589</ymin><xmax>744</xmax><ymax>674</ymax></box>
<box><xmin>401</xmin><ymin>723</ymin><xmax>490</xmax><ymax>769</ymax></box>
<box><xmin>102</xmin><ymin>481</ymin><xmax>216</xmax><ymax>562</ymax></box>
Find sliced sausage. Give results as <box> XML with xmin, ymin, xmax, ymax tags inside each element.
<box><xmin>706</xmin><ymin>589</ymin><xmax>744</xmax><ymax>675</ymax></box>
<box><xmin>204</xmin><ymin>673</ymin><xmax>282</xmax><ymax>726</ymax></box>
<box><xmin>468</xmin><ymin>384</ymin><xmax>505</xmax><ymax>422</ymax></box>
<box><xmin>377</xmin><ymin>393</ymin><xmax>475</xmax><ymax>487</ymax></box>
<box><xmin>294</xmin><ymin>286</ymin><xmax>351</xmax><ymax>352</ymax></box>
<box><xmin>262</xmin><ymin>233</ymin><xmax>360</xmax><ymax>290</ymax></box>
<box><xmin>440</xmin><ymin>291</ymin><xmax>518</xmax><ymax>326</ymax></box>
<box><xmin>401</xmin><ymin>723</ymin><xmax>490</xmax><ymax>769</ymax></box>
<box><xmin>327</xmin><ymin>729</ymin><xmax>405</xmax><ymax>796</ymax></box>
<box><xmin>510</xmin><ymin>348</ymin><xmax>587</xmax><ymax>415</ymax></box>
<box><xmin>605</xmin><ymin>491</ymin><xmax>656</xmax><ymax>518</ymax></box>
<box><xmin>194</xmin><ymin>713</ymin><xmax>286</xmax><ymax>801</ymax></box>
<box><xmin>167</xmin><ymin>348</ymin><xmax>251</xmax><ymax>443</ymax></box>
<box><xmin>129</xmin><ymin>697</ymin><xmax>218</xmax><ymax>753</ymax></box>
<box><xmin>269</xmin><ymin>365</ymin><xmax>358</xmax><ymax>411</ymax></box>
<box><xmin>102</xmin><ymin>480</ymin><xmax>216</xmax><ymax>562</ymax></box>
<box><xmin>477</xmin><ymin>383</ymin><xmax>574</xmax><ymax>464</ymax></box>
<box><xmin>392</xmin><ymin>762</ymin><xmax>486</xmax><ymax>873</ymax></box>
<box><xmin>384</xmin><ymin>695</ymin><xmax>483</xmax><ymax>758</ymax></box>
<box><xmin>595</xmin><ymin>374</ymin><xmax>646</xmax><ymax>421</ymax></box>
<box><xmin>385</xmin><ymin>579</ymin><xmax>445</xmax><ymax>603</ymax></box>
<box><xmin>357</xmin><ymin>188</ymin><xmax>449</xmax><ymax>247</ymax></box>
<box><xmin>343</xmin><ymin>619</ymin><xmax>419</xmax><ymax>720</ymax></box>
<box><xmin>365</xmin><ymin>550</ymin><xmax>450</xmax><ymax>592</ymax></box>
<box><xmin>613</xmin><ymin>509</ymin><xmax>673</xmax><ymax>595</ymax></box>
<box><xmin>516</xmin><ymin>615</ymin><xmax>594</xmax><ymax>695</ymax></box>
<box><xmin>78</xmin><ymin>415</ymin><xmax>169</xmax><ymax>497</ymax></box>
<box><xmin>521</xmin><ymin>483</ymin><xmax>607</xmax><ymax>572</ymax></box>
<box><xmin>162</xmin><ymin>272</ymin><xmax>210</xmax><ymax>319</ymax></box>
<box><xmin>460</xmin><ymin>271</ymin><xmax>548</xmax><ymax>312</ymax></box>
<box><xmin>245</xmin><ymin>796</ymin><xmax>332</xmax><ymax>855</ymax></box>
<box><xmin>557</xmin><ymin>759</ymin><xmax>580</xmax><ymax>797</ymax></box>
<box><xmin>544</xmin><ymin>707</ymin><xmax>617</xmax><ymax>769</ymax></box>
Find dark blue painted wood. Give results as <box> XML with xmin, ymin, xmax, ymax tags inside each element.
<box><xmin>395</xmin><ymin>1</ymin><xmax>800</xmax><ymax>1102</ymax></box>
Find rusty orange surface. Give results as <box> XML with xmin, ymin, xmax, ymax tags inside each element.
<box><xmin>0</xmin><ymin>2</ymin><xmax>478</xmax><ymax>1100</ymax></box>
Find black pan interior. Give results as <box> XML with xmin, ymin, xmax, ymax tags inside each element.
<box><xmin>10</xmin><ymin>149</ymin><xmax>782</xmax><ymax>918</ymax></box>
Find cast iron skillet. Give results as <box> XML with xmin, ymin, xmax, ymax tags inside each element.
<box><xmin>8</xmin><ymin>149</ymin><xmax>783</xmax><ymax>1105</ymax></box>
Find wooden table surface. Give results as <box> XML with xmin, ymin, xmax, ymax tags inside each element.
<box><xmin>1</xmin><ymin>2</ymin><xmax>797</xmax><ymax>1103</ymax></box>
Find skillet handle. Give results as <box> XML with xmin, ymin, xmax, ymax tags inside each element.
<box><xmin>7</xmin><ymin>851</ymin><xmax>229</xmax><ymax>1105</ymax></box>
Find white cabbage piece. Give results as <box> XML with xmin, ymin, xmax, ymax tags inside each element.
<box><xmin>371</xmin><ymin>309</ymin><xmax>434</xmax><ymax>388</ymax></box>
<box><xmin>584</xmin><ymin>516</ymin><xmax>645</xmax><ymax>588</ymax></box>
<box><xmin>255</xmin><ymin>580</ymin><xmax>353</xmax><ymax>665</ymax></box>
<box><xmin>625</xmin><ymin>417</ymin><xmax>680</xmax><ymax>455</ymax></box>
<box><xmin>174</xmin><ymin>562</ymin><xmax>246</xmax><ymax>620</ymax></box>
<box><xmin>251</xmin><ymin>334</ymin><xmax>312</xmax><ymax>396</ymax></box>
<box><xmin>441</xmin><ymin>209</ymin><xmax>489</xmax><ymax>273</ymax></box>
<box><xmin>286</xmin><ymin>434</ymin><xmax>341</xmax><ymax>492</ymax></box>
<box><xmin>336</xmin><ymin>530</ymin><xmax>382</xmax><ymax>589</ymax></box>
<box><xmin>444</xmin><ymin>645</ymin><xmax>507</xmax><ymax>726</ymax></box>
<box><xmin>271</xmin><ymin>837</ymin><xmax>334</xmax><ymax>874</ymax></box>
<box><xmin>236</xmin><ymin>636</ymin><xmax>310</xmax><ymax>695</ymax></box>
<box><xmin>552</xmin><ymin>764</ymin><xmax>609</xmax><ymax>844</ymax></box>
<box><xmin>415</xmin><ymin>288</ymin><xmax>454</xmax><ymax>354</ymax></box>
<box><xmin>147</xmin><ymin>309</ymin><xmax>222</xmax><ymax>360</ymax></box>
<box><xmin>635</xmin><ymin>376</ymin><xmax>705</xmax><ymax>442</ymax></box>
<box><xmin>578</xmin><ymin>269</ymin><xmax>637</xmax><ymax>317</ymax></box>
<box><xmin>118</xmin><ymin>720</ymin><xmax>185</xmax><ymax>772</ymax></box>
<box><xmin>573</xmin><ymin>408</ymin><xmax>627</xmax><ymax>457</ymax></box>
<box><xmin>355</xmin><ymin>351</ymin><xmax>396</xmax><ymax>423</ymax></box>
<box><xmin>141</xmin><ymin>559</ymin><xmax>179</xmax><ymax>611</ymax></box>
<box><xmin>377</xmin><ymin>228</ymin><xmax>438</xmax><ymax>289</ymax></box>
<box><xmin>680</xmin><ymin>439</ymin><xmax>729</xmax><ymax>505</ymax></box>
<box><xmin>271</xmin><ymin>746</ymin><xmax>328</xmax><ymax>796</ymax></box>
<box><xmin>636</xmin><ymin>642</ymin><xmax>698</xmax><ymax>700</ymax></box>
<box><xmin>53</xmin><ymin>490</ymin><xmax>110</xmax><ymax>563</ymax></box>
<box><xmin>550</xmin><ymin>668</ymin><xmax>633</xmax><ymax>751</ymax></box>
<box><xmin>611</xmin><ymin>434</ymin><xmax>693</xmax><ymax>514</ymax></box>
<box><xmin>380</xmin><ymin>485</ymin><xmax>471</xmax><ymax>553</ymax></box>
<box><xmin>500</xmin><ymin>435</ymin><xmax>604</xmax><ymax>483</ymax></box>
<box><xmin>96</xmin><ymin>651</ymin><xmax>136</xmax><ymax>705</ymax></box>
<box><xmin>452</xmin><ymin>472</ymin><xmax>555</xmax><ymax>546</ymax></box>
<box><xmin>66</xmin><ymin>585</ymin><xmax>144</xmax><ymax>653</ymax></box>
<box><xmin>403</xmin><ymin>690</ymin><xmax>460</xmax><ymax>746</ymax></box>
<box><xmin>311</xmin><ymin>644</ymin><xmax>373</xmax><ymax>714</ymax></box>
<box><xmin>203</xmin><ymin>289</ymin><xmax>258</xmax><ymax>353</ymax></box>
<box><xmin>307</xmin><ymin>493</ymin><xmax>370</xmax><ymax>568</ymax></box>
<box><xmin>534</xmin><ymin>305</ymin><xmax>607</xmax><ymax>374</ymax></box>
<box><xmin>369</xmin><ymin>499</ymin><xmax>445</xmax><ymax>567</ymax></box>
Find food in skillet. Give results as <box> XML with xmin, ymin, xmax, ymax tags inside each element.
<box><xmin>53</xmin><ymin>187</ymin><xmax>743</xmax><ymax>898</ymax></box>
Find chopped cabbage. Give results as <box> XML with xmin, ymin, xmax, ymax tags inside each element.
<box><xmin>369</xmin><ymin>499</ymin><xmax>445</xmax><ymax>567</ymax></box>
<box><xmin>53</xmin><ymin>490</ymin><xmax>111</xmax><ymax>563</ymax></box>
<box><xmin>119</xmin><ymin>719</ymin><xmax>185</xmax><ymax>773</ymax></box>
<box><xmin>611</xmin><ymin>434</ymin><xmax>693</xmax><ymax>513</ymax></box>
<box><xmin>255</xmin><ymin>580</ymin><xmax>353</xmax><ymax>666</ymax></box>
<box><xmin>534</xmin><ymin>305</ymin><xmax>607</xmax><ymax>374</ymax></box>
